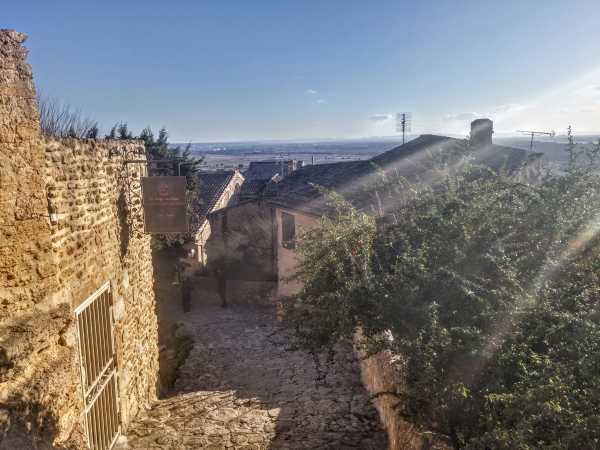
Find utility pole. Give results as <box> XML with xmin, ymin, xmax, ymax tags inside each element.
<box><xmin>517</xmin><ymin>129</ymin><xmax>556</xmax><ymax>152</ymax></box>
<box><xmin>396</xmin><ymin>112</ymin><xmax>412</xmax><ymax>145</ymax></box>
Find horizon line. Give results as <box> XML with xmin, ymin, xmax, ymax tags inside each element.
<box><xmin>171</xmin><ymin>131</ymin><xmax>600</xmax><ymax>146</ymax></box>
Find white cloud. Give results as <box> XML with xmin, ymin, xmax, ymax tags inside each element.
<box><xmin>444</xmin><ymin>112</ymin><xmax>479</xmax><ymax>121</ymax></box>
<box><xmin>369</xmin><ymin>114</ymin><xmax>393</xmax><ymax>122</ymax></box>
<box><xmin>489</xmin><ymin>103</ymin><xmax>526</xmax><ymax>115</ymax></box>
<box><xmin>436</xmin><ymin>67</ymin><xmax>600</xmax><ymax>135</ymax></box>
<box><xmin>577</xmin><ymin>84</ymin><xmax>600</xmax><ymax>94</ymax></box>
<box><xmin>316</xmin><ymin>99</ymin><xmax>328</xmax><ymax>104</ymax></box>
<box><xmin>486</xmin><ymin>70</ymin><xmax>600</xmax><ymax>133</ymax></box>
<box><xmin>305</xmin><ymin>89</ymin><xmax>318</xmax><ymax>95</ymax></box>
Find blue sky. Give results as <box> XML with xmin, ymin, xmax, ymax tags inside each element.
<box><xmin>5</xmin><ymin>0</ymin><xmax>600</xmax><ymax>141</ymax></box>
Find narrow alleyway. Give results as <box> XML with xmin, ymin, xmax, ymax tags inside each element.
<box><xmin>125</xmin><ymin>305</ymin><xmax>387</xmax><ymax>450</ymax></box>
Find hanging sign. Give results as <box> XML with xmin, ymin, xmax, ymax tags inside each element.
<box><xmin>142</xmin><ymin>176</ymin><xmax>188</xmax><ymax>233</ymax></box>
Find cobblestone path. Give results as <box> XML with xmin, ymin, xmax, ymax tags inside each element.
<box><xmin>125</xmin><ymin>305</ymin><xmax>387</xmax><ymax>450</ymax></box>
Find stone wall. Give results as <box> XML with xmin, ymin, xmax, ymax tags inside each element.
<box><xmin>0</xmin><ymin>30</ymin><xmax>159</xmax><ymax>448</ymax></box>
<box><xmin>44</xmin><ymin>138</ymin><xmax>159</xmax><ymax>433</ymax></box>
<box><xmin>0</xmin><ymin>29</ymin><xmax>65</xmax><ymax>447</ymax></box>
<box><xmin>0</xmin><ymin>30</ymin><xmax>39</xmax><ymax>143</ymax></box>
<box><xmin>357</xmin><ymin>344</ymin><xmax>449</xmax><ymax>450</ymax></box>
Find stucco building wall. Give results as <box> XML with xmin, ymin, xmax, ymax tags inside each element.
<box><xmin>273</xmin><ymin>207</ymin><xmax>318</xmax><ymax>298</ymax></box>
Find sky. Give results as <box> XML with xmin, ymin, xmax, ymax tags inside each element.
<box><xmin>5</xmin><ymin>0</ymin><xmax>600</xmax><ymax>142</ymax></box>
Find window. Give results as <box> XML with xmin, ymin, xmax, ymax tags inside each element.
<box><xmin>281</xmin><ymin>212</ymin><xmax>296</xmax><ymax>250</ymax></box>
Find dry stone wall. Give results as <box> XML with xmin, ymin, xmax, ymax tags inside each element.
<box><xmin>0</xmin><ymin>29</ymin><xmax>65</xmax><ymax>446</ymax></box>
<box><xmin>44</xmin><ymin>138</ymin><xmax>160</xmax><ymax>433</ymax></box>
<box><xmin>358</xmin><ymin>350</ymin><xmax>426</xmax><ymax>450</ymax></box>
<box><xmin>356</xmin><ymin>333</ymin><xmax>450</xmax><ymax>450</ymax></box>
<box><xmin>0</xmin><ymin>29</ymin><xmax>159</xmax><ymax>448</ymax></box>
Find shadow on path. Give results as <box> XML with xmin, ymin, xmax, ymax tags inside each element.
<box><xmin>126</xmin><ymin>305</ymin><xmax>386</xmax><ymax>450</ymax></box>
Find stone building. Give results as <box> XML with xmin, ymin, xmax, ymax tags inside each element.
<box><xmin>0</xmin><ymin>30</ymin><xmax>159</xmax><ymax>449</ymax></box>
<box><xmin>207</xmin><ymin>120</ymin><xmax>544</xmax><ymax>298</ymax></box>
<box><xmin>194</xmin><ymin>170</ymin><xmax>244</xmax><ymax>266</ymax></box>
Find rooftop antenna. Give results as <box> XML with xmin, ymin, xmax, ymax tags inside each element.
<box><xmin>517</xmin><ymin>129</ymin><xmax>556</xmax><ymax>152</ymax></box>
<box><xmin>396</xmin><ymin>112</ymin><xmax>412</xmax><ymax>145</ymax></box>
<box><xmin>567</xmin><ymin>125</ymin><xmax>574</xmax><ymax>145</ymax></box>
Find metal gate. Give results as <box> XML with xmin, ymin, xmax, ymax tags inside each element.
<box><xmin>75</xmin><ymin>282</ymin><xmax>120</xmax><ymax>450</ymax></box>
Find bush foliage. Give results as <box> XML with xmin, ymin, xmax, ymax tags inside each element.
<box><xmin>282</xmin><ymin>141</ymin><xmax>600</xmax><ymax>449</ymax></box>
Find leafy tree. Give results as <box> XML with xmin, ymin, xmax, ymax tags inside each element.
<box><xmin>136</xmin><ymin>125</ymin><xmax>203</xmax><ymax>248</ymax></box>
<box><xmin>283</xmin><ymin>139</ymin><xmax>600</xmax><ymax>449</ymax></box>
<box><xmin>106</xmin><ymin>124</ymin><xmax>117</xmax><ymax>140</ymax></box>
<box><xmin>282</xmin><ymin>189</ymin><xmax>376</xmax><ymax>353</ymax></box>
<box><xmin>105</xmin><ymin>122</ymin><xmax>203</xmax><ymax>248</ymax></box>
<box><xmin>117</xmin><ymin>122</ymin><xmax>133</xmax><ymax>139</ymax></box>
<box><xmin>86</xmin><ymin>124</ymin><xmax>99</xmax><ymax>139</ymax></box>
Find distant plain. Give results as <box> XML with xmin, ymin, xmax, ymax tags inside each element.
<box><xmin>177</xmin><ymin>135</ymin><xmax>599</xmax><ymax>171</ymax></box>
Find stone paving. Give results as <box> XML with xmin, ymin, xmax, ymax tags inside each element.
<box><xmin>124</xmin><ymin>305</ymin><xmax>387</xmax><ymax>450</ymax></box>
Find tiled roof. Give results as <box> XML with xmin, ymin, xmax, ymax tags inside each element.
<box><xmin>241</xmin><ymin>160</ymin><xmax>299</xmax><ymax>197</ymax></box>
<box><xmin>245</xmin><ymin>161</ymin><xmax>285</xmax><ymax>181</ymax></box>
<box><xmin>372</xmin><ymin>135</ymin><xmax>541</xmax><ymax>176</ymax></box>
<box><xmin>239</xmin><ymin>178</ymin><xmax>270</xmax><ymax>198</ymax></box>
<box><xmin>265</xmin><ymin>160</ymin><xmax>374</xmax><ymax>215</ymax></box>
<box><xmin>266</xmin><ymin>135</ymin><xmax>542</xmax><ymax>215</ymax></box>
<box><xmin>196</xmin><ymin>171</ymin><xmax>237</xmax><ymax>220</ymax></box>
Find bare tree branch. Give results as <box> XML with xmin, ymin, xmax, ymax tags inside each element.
<box><xmin>37</xmin><ymin>95</ymin><xmax>99</xmax><ymax>139</ymax></box>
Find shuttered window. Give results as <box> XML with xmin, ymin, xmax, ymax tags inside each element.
<box><xmin>281</xmin><ymin>212</ymin><xmax>296</xmax><ymax>250</ymax></box>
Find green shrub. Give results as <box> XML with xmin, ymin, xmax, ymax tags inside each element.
<box><xmin>283</xmin><ymin>143</ymin><xmax>600</xmax><ymax>449</ymax></box>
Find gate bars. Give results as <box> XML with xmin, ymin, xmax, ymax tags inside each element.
<box><xmin>74</xmin><ymin>282</ymin><xmax>120</xmax><ymax>450</ymax></box>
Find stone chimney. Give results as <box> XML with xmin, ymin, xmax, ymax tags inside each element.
<box><xmin>470</xmin><ymin>118</ymin><xmax>493</xmax><ymax>147</ymax></box>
